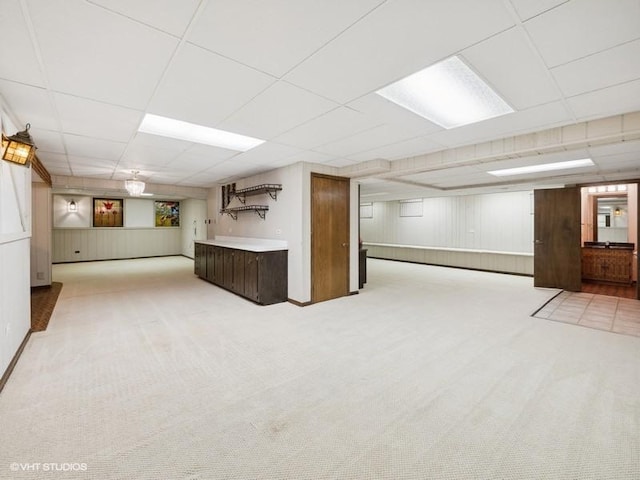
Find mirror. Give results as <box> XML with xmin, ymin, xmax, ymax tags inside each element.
<box><xmin>596</xmin><ymin>196</ymin><xmax>628</xmax><ymax>242</ymax></box>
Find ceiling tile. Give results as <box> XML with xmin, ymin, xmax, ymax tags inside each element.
<box><xmin>568</xmin><ymin>79</ymin><xmax>640</xmax><ymax>121</ymax></box>
<box><xmin>119</xmin><ymin>143</ymin><xmax>181</xmax><ymax>169</ymax></box>
<box><xmin>187</xmin><ymin>0</ymin><xmax>385</xmax><ymax>77</ymax></box>
<box><xmin>219</xmin><ymin>81</ymin><xmax>338</xmax><ymax>139</ymax></box>
<box><xmin>37</xmin><ymin>152</ymin><xmax>70</xmax><ymax>172</ymax></box>
<box><xmin>88</xmin><ymin>0</ymin><xmax>200</xmax><ymax>37</ymax></box>
<box><xmin>347</xmin><ymin>136</ymin><xmax>445</xmax><ymax>162</ymax></box>
<box><xmin>552</xmin><ymin>39</ymin><xmax>640</xmax><ymax>97</ymax></box>
<box><xmin>274</xmin><ymin>107</ymin><xmax>380</xmax><ymax>149</ymax></box>
<box><xmin>347</xmin><ymin>94</ymin><xmax>442</xmax><ymax>135</ymax></box>
<box><xmin>285</xmin><ymin>0</ymin><xmax>514</xmax><ymax>103</ymax></box>
<box><xmin>281</xmin><ymin>150</ymin><xmax>338</xmax><ymax>166</ymax></box>
<box><xmin>524</xmin><ymin>0</ymin><xmax>640</xmax><ymax>68</ymax></box>
<box><xmin>28</xmin><ymin>0</ymin><xmax>178</xmax><ymax>109</ymax></box>
<box><xmin>426</xmin><ymin>101</ymin><xmax>572</xmax><ymax>148</ymax></box>
<box><xmin>129</xmin><ymin>132</ymin><xmax>192</xmax><ymax>152</ymax></box>
<box><xmin>508</xmin><ymin>0</ymin><xmax>569</xmax><ymax>21</ymax></box>
<box><xmin>63</xmin><ymin>133</ymin><xmax>127</xmax><ymax>160</ymax></box>
<box><xmin>462</xmin><ymin>27</ymin><xmax>561</xmax><ymax>110</ymax></box>
<box><xmin>316</xmin><ymin>124</ymin><xmax>428</xmax><ymax>157</ymax></box>
<box><xmin>168</xmin><ymin>151</ymin><xmax>232</xmax><ymax>170</ymax></box>
<box><xmin>225</xmin><ymin>142</ymin><xmax>303</xmax><ymax>167</ymax></box>
<box><xmin>29</xmin><ymin>128</ymin><xmax>65</xmax><ymax>154</ymax></box>
<box><xmin>54</xmin><ymin>93</ymin><xmax>143</xmax><ymax>142</ymax></box>
<box><xmin>325</xmin><ymin>158</ymin><xmax>358</xmax><ymax>168</ymax></box>
<box><xmin>0</xmin><ymin>80</ymin><xmax>57</xmax><ymax>130</ymax></box>
<box><xmin>148</xmin><ymin>43</ymin><xmax>275</xmax><ymax>127</ymax></box>
<box><xmin>0</xmin><ymin>0</ymin><xmax>46</xmax><ymax>87</ymax></box>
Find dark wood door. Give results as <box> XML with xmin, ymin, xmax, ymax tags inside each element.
<box><xmin>534</xmin><ymin>187</ymin><xmax>582</xmax><ymax>291</ymax></box>
<box><xmin>311</xmin><ymin>173</ymin><xmax>350</xmax><ymax>303</ymax></box>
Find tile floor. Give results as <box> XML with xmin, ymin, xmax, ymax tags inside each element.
<box><xmin>534</xmin><ymin>291</ymin><xmax>640</xmax><ymax>337</ymax></box>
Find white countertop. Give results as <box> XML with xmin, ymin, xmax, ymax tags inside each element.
<box><xmin>196</xmin><ymin>236</ymin><xmax>287</xmax><ymax>252</ymax></box>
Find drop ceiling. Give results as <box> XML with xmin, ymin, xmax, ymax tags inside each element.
<box><xmin>1</xmin><ymin>0</ymin><xmax>640</xmax><ymax>201</ymax></box>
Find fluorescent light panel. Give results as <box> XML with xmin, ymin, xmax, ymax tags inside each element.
<box><xmin>488</xmin><ymin>159</ymin><xmax>594</xmax><ymax>177</ymax></box>
<box><xmin>138</xmin><ymin>114</ymin><xmax>265</xmax><ymax>152</ymax></box>
<box><xmin>376</xmin><ymin>56</ymin><xmax>514</xmax><ymax>129</ymax></box>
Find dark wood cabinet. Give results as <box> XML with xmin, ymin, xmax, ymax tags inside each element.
<box><xmin>582</xmin><ymin>246</ymin><xmax>633</xmax><ymax>284</ymax></box>
<box><xmin>194</xmin><ymin>243</ymin><xmax>206</xmax><ymax>277</ymax></box>
<box><xmin>359</xmin><ymin>248</ymin><xmax>367</xmax><ymax>289</ymax></box>
<box><xmin>232</xmin><ymin>249</ymin><xmax>245</xmax><ymax>295</ymax></box>
<box><xmin>195</xmin><ymin>242</ymin><xmax>288</xmax><ymax>305</ymax></box>
<box><xmin>244</xmin><ymin>253</ymin><xmax>259</xmax><ymax>302</ymax></box>
<box><xmin>206</xmin><ymin>245</ymin><xmax>216</xmax><ymax>283</ymax></box>
<box><xmin>222</xmin><ymin>247</ymin><xmax>234</xmax><ymax>290</ymax></box>
<box><xmin>214</xmin><ymin>246</ymin><xmax>224</xmax><ymax>285</ymax></box>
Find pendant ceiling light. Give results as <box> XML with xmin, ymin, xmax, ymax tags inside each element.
<box><xmin>125</xmin><ymin>170</ymin><xmax>145</xmax><ymax>197</ymax></box>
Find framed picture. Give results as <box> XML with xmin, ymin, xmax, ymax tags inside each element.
<box><xmin>155</xmin><ymin>201</ymin><xmax>180</xmax><ymax>227</ymax></box>
<box><xmin>93</xmin><ymin>198</ymin><xmax>123</xmax><ymax>227</ymax></box>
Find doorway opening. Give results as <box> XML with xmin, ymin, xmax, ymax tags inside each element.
<box><xmin>580</xmin><ymin>183</ymin><xmax>638</xmax><ymax>299</ymax></box>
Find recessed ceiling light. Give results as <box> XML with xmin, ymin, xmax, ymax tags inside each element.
<box><xmin>138</xmin><ymin>114</ymin><xmax>265</xmax><ymax>152</ymax></box>
<box><xmin>376</xmin><ymin>56</ymin><xmax>514</xmax><ymax>129</ymax></box>
<box><xmin>487</xmin><ymin>159</ymin><xmax>595</xmax><ymax>177</ymax></box>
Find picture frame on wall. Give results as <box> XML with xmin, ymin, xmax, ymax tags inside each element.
<box><xmin>155</xmin><ymin>201</ymin><xmax>180</xmax><ymax>227</ymax></box>
<box><xmin>93</xmin><ymin>198</ymin><xmax>123</xmax><ymax>227</ymax></box>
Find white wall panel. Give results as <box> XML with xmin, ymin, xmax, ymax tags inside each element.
<box><xmin>360</xmin><ymin>190</ymin><xmax>534</xmax><ymax>274</ymax></box>
<box><xmin>31</xmin><ymin>183</ymin><xmax>52</xmax><ymax>287</ymax></box>
<box><xmin>180</xmin><ymin>198</ymin><xmax>207</xmax><ymax>259</ymax></box>
<box><xmin>0</xmin><ymin>109</ymin><xmax>31</xmax><ymax>379</ymax></box>
<box><xmin>52</xmin><ymin>228</ymin><xmax>181</xmax><ymax>263</ymax></box>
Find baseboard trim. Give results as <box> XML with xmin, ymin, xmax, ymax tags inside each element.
<box><xmin>0</xmin><ymin>329</ymin><xmax>31</xmax><ymax>395</ymax></box>
<box><xmin>288</xmin><ymin>298</ymin><xmax>312</xmax><ymax>307</ymax></box>
<box><xmin>367</xmin><ymin>256</ymin><xmax>534</xmax><ymax>278</ymax></box>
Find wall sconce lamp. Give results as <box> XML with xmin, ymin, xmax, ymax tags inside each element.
<box><xmin>614</xmin><ymin>207</ymin><xmax>622</xmax><ymax>217</ymax></box>
<box><xmin>68</xmin><ymin>199</ymin><xmax>78</xmax><ymax>213</ymax></box>
<box><xmin>2</xmin><ymin>123</ymin><xmax>37</xmax><ymax>166</ymax></box>
<box><xmin>125</xmin><ymin>170</ymin><xmax>145</xmax><ymax>197</ymax></box>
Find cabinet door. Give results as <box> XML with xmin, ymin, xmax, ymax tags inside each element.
<box><xmin>222</xmin><ymin>248</ymin><xmax>234</xmax><ymax>289</ymax></box>
<box><xmin>194</xmin><ymin>243</ymin><xmax>205</xmax><ymax>276</ymax></box>
<box><xmin>214</xmin><ymin>247</ymin><xmax>224</xmax><ymax>286</ymax></box>
<box><xmin>233</xmin><ymin>250</ymin><xmax>245</xmax><ymax>295</ymax></box>
<box><xmin>244</xmin><ymin>253</ymin><xmax>259</xmax><ymax>301</ymax></box>
<box><xmin>256</xmin><ymin>251</ymin><xmax>288</xmax><ymax>305</ymax></box>
<box><xmin>206</xmin><ymin>245</ymin><xmax>216</xmax><ymax>282</ymax></box>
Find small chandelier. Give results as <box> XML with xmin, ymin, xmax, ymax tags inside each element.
<box><xmin>2</xmin><ymin>123</ymin><xmax>37</xmax><ymax>166</ymax></box>
<box><xmin>125</xmin><ymin>170</ymin><xmax>145</xmax><ymax>196</ymax></box>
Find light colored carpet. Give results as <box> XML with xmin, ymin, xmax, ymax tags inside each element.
<box><xmin>1</xmin><ymin>256</ymin><xmax>639</xmax><ymax>479</ymax></box>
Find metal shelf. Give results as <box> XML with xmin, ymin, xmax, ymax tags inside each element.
<box><xmin>220</xmin><ymin>205</ymin><xmax>269</xmax><ymax>221</ymax></box>
<box><xmin>234</xmin><ymin>184</ymin><xmax>282</xmax><ymax>204</ymax></box>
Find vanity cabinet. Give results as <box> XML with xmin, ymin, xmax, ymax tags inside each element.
<box><xmin>582</xmin><ymin>245</ymin><xmax>633</xmax><ymax>284</ymax></box>
<box><xmin>195</xmin><ymin>241</ymin><xmax>288</xmax><ymax>305</ymax></box>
